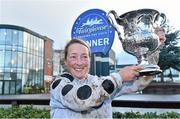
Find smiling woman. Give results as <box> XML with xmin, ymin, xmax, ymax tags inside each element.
<box><xmin>49</xmin><ymin>37</ymin><xmax>167</xmax><ymax>118</ymax></box>
<box><xmin>64</xmin><ymin>41</ymin><xmax>90</xmax><ymax>79</ymax></box>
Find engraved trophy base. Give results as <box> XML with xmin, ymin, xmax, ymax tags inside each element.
<box><xmin>139</xmin><ymin>64</ymin><xmax>162</xmax><ymax>76</ymax></box>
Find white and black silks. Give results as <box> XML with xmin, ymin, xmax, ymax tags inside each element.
<box><xmin>50</xmin><ymin>72</ymin><xmax>153</xmax><ymax>118</ymax></box>
<box><xmin>50</xmin><ymin>72</ymin><xmax>122</xmax><ymax>112</ymax></box>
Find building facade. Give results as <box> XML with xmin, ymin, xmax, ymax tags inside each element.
<box><xmin>0</xmin><ymin>24</ymin><xmax>53</xmax><ymax>95</ymax></box>
<box><xmin>53</xmin><ymin>49</ymin><xmax>64</xmax><ymax>76</ymax></box>
<box><xmin>90</xmin><ymin>49</ymin><xmax>116</xmax><ymax>76</ymax></box>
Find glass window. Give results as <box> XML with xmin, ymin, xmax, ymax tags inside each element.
<box><xmin>4</xmin><ymin>67</ymin><xmax>11</xmax><ymax>72</ymax></box>
<box><xmin>18</xmin><ymin>31</ymin><xmax>23</xmax><ymax>47</ymax></box>
<box><xmin>38</xmin><ymin>39</ymin><xmax>44</xmax><ymax>56</ymax></box>
<box><xmin>0</xmin><ymin>45</ymin><xmax>5</xmax><ymax>50</ymax></box>
<box><xmin>31</xmin><ymin>36</ymin><xmax>35</xmax><ymax>50</ymax></box>
<box><xmin>5</xmin><ymin>29</ymin><xmax>13</xmax><ymax>45</ymax></box>
<box><xmin>34</xmin><ymin>37</ymin><xmax>38</xmax><ymax>54</ymax></box>
<box><xmin>16</xmin><ymin>79</ymin><xmax>22</xmax><ymax>94</ymax></box>
<box><xmin>40</xmin><ymin>57</ymin><xmax>43</xmax><ymax>69</ymax></box>
<box><xmin>4</xmin><ymin>51</ymin><xmax>12</xmax><ymax>67</ymax></box>
<box><xmin>22</xmin><ymin>73</ymin><xmax>28</xmax><ymax>86</ymax></box>
<box><xmin>0</xmin><ymin>27</ymin><xmax>47</xmax><ymax>94</ymax></box>
<box><xmin>0</xmin><ymin>50</ymin><xmax>4</xmax><ymax>67</ymax></box>
<box><xmin>12</xmin><ymin>45</ymin><xmax>18</xmax><ymax>52</ymax></box>
<box><xmin>10</xmin><ymin>72</ymin><xmax>17</xmax><ymax>80</ymax></box>
<box><xmin>23</xmin><ymin>52</ymin><xmax>27</xmax><ymax>68</ymax></box>
<box><xmin>12</xmin><ymin>30</ymin><xmax>19</xmax><ymax>46</ymax></box>
<box><xmin>32</xmin><ymin>55</ymin><xmax>35</xmax><ymax>69</ymax></box>
<box><xmin>17</xmin><ymin>73</ymin><xmax>22</xmax><ymax>80</ymax></box>
<box><xmin>28</xmin><ymin>69</ymin><xmax>34</xmax><ymax>86</ymax></box>
<box><xmin>26</xmin><ymin>34</ymin><xmax>31</xmax><ymax>53</ymax></box>
<box><xmin>17</xmin><ymin>52</ymin><xmax>23</xmax><ymax>68</ymax></box>
<box><xmin>5</xmin><ymin>45</ymin><xmax>12</xmax><ymax>51</ymax></box>
<box><xmin>29</xmin><ymin>54</ymin><xmax>33</xmax><ymax>69</ymax></box>
<box><xmin>11</xmin><ymin>51</ymin><xmax>18</xmax><ymax>68</ymax></box>
<box><xmin>0</xmin><ymin>29</ymin><xmax>6</xmax><ymax>45</ymax></box>
<box><xmin>4</xmin><ymin>72</ymin><xmax>11</xmax><ymax>80</ymax></box>
<box><xmin>0</xmin><ymin>72</ymin><xmax>3</xmax><ymax>80</ymax></box>
<box><xmin>4</xmin><ymin>81</ymin><xmax>9</xmax><ymax>94</ymax></box>
<box><xmin>0</xmin><ymin>81</ymin><xmax>2</xmax><ymax>94</ymax></box>
<box><xmin>23</xmin><ymin>32</ymin><xmax>28</xmax><ymax>49</ymax></box>
<box><xmin>10</xmin><ymin>81</ymin><xmax>15</xmax><ymax>94</ymax></box>
<box><xmin>30</xmin><ymin>35</ymin><xmax>33</xmax><ymax>53</ymax></box>
<box><xmin>39</xmin><ymin>69</ymin><xmax>44</xmax><ymax>86</ymax></box>
<box><xmin>18</xmin><ymin>46</ymin><xmax>23</xmax><ymax>52</ymax></box>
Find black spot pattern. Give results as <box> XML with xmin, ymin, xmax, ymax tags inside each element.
<box><xmin>52</xmin><ymin>79</ymin><xmax>61</xmax><ymax>89</ymax></box>
<box><xmin>77</xmin><ymin>85</ymin><xmax>92</xmax><ymax>100</ymax></box>
<box><xmin>102</xmin><ymin>79</ymin><xmax>114</xmax><ymax>94</ymax></box>
<box><xmin>62</xmin><ymin>84</ymin><xmax>73</xmax><ymax>96</ymax></box>
<box><xmin>61</xmin><ymin>73</ymin><xmax>74</xmax><ymax>82</ymax></box>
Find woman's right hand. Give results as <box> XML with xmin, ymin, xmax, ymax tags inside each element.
<box><xmin>119</xmin><ymin>65</ymin><xmax>143</xmax><ymax>81</ymax></box>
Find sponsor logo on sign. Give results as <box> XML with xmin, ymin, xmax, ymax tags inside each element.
<box><xmin>71</xmin><ymin>9</ymin><xmax>115</xmax><ymax>54</ymax></box>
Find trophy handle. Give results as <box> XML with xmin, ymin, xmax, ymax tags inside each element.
<box><xmin>159</xmin><ymin>13</ymin><xmax>167</xmax><ymax>27</ymax></box>
<box><xmin>153</xmin><ymin>12</ymin><xmax>167</xmax><ymax>50</ymax></box>
<box><xmin>154</xmin><ymin>12</ymin><xmax>167</xmax><ymax>27</ymax></box>
<box><xmin>136</xmin><ymin>14</ymin><xmax>144</xmax><ymax>24</ymax></box>
<box><xmin>107</xmin><ymin>10</ymin><xmax>123</xmax><ymax>42</ymax></box>
<box><xmin>136</xmin><ymin>14</ymin><xmax>154</xmax><ymax>26</ymax></box>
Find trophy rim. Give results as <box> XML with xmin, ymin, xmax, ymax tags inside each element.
<box><xmin>119</xmin><ymin>8</ymin><xmax>159</xmax><ymax>18</ymax></box>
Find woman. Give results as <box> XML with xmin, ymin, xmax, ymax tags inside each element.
<box><xmin>50</xmin><ymin>28</ymin><xmax>166</xmax><ymax>118</ymax></box>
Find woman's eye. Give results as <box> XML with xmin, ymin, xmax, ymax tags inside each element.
<box><xmin>70</xmin><ymin>56</ymin><xmax>76</xmax><ymax>59</ymax></box>
<box><xmin>81</xmin><ymin>55</ymin><xmax>88</xmax><ymax>60</ymax></box>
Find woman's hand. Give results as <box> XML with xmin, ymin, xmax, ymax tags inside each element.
<box><xmin>119</xmin><ymin>65</ymin><xmax>143</xmax><ymax>81</ymax></box>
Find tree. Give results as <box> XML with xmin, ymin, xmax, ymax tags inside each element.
<box><xmin>158</xmin><ymin>28</ymin><xmax>180</xmax><ymax>82</ymax></box>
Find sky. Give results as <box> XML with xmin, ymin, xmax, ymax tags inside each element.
<box><xmin>0</xmin><ymin>0</ymin><xmax>180</xmax><ymax>64</ymax></box>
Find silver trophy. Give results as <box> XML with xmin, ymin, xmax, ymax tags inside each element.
<box><xmin>107</xmin><ymin>9</ymin><xmax>166</xmax><ymax>76</ymax></box>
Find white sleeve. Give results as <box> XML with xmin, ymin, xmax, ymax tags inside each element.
<box><xmin>115</xmin><ymin>77</ymin><xmax>153</xmax><ymax>97</ymax></box>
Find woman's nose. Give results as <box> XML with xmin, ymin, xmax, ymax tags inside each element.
<box><xmin>76</xmin><ymin>57</ymin><xmax>83</xmax><ymax>64</ymax></box>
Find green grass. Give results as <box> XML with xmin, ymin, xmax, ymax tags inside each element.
<box><xmin>0</xmin><ymin>105</ymin><xmax>50</xmax><ymax>118</ymax></box>
<box><xmin>113</xmin><ymin>111</ymin><xmax>180</xmax><ymax>118</ymax></box>
<box><xmin>0</xmin><ymin>105</ymin><xmax>179</xmax><ymax>118</ymax></box>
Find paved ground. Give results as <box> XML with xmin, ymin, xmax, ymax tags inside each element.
<box><xmin>0</xmin><ymin>93</ymin><xmax>50</xmax><ymax>100</ymax></box>
<box><xmin>114</xmin><ymin>93</ymin><xmax>180</xmax><ymax>102</ymax></box>
<box><xmin>1</xmin><ymin>93</ymin><xmax>180</xmax><ymax>102</ymax></box>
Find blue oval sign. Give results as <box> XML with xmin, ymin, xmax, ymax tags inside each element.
<box><xmin>71</xmin><ymin>9</ymin><xmax>115</xmax><ymax>55</ymax></box>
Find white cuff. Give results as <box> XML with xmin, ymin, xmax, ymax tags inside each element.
<box><xmin>110</xmin><ymin>73</ymin><xmax>122</xmax><ymax>88</ymax></box>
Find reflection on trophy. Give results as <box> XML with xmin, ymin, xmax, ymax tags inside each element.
<box><xmin>107</xmin><ymin>9</ymin><xmax>167</xmax><ymax>76</ymax></box>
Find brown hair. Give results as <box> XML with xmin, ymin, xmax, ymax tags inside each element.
<box><xmin>64</xmin><ymin>39</ymin><xmax>91</xmax><ymax>60</ymax></box>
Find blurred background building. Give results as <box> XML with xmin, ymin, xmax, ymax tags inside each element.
<box><xmin>0</xmin><ymin>24</ymin><xmax>53</xmax><ymax>95</ymax></box>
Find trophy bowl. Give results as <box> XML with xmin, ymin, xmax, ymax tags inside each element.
<box><xmin>107</xmin><ymin>9</ymin><xmax>167</xmax><ymax>76</ymax></box>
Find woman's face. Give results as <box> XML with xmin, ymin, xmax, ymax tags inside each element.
<box><xmin>64</xmin><ymin>43</ymin><xmax>90</xmax><ymax>80</ymax></box>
